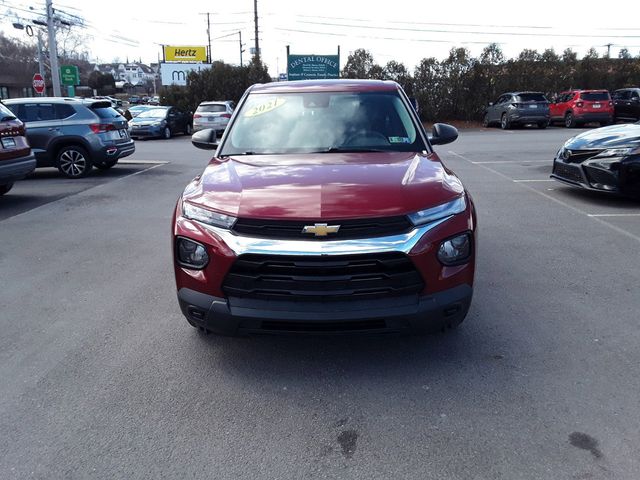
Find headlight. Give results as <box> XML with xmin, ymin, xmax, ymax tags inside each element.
<box><xmin>593</xmin><ymin>147</ymin><xmax>640</xmax><ymax>158</ymax></box>
<box><xmin>151</xmin><ymin>121</ymin><xmax>163</xmax><ymax>127</ymax></box>
<box><xmin>176</xmin><ymin>237</ymin><xmax>209</xmax><ymax>269</ymax></box>
<box><xmin>182</xmin><ymin>201</ymin><xmax>236</xmax><ymax>229</ymax></box>
<box><xmin>437</xmin><ymin>233</ymin><xmax>472</xmax><ymax>266</ymax></box>
<box><xmin>408</xmin><ymin>196</ymin><xmax>466</xmax><ymax>226</ymax></box>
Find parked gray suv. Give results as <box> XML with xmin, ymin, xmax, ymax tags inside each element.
<box><xmin>4</xmin><ymin>97</ymin><xmax>135</xmax><ymax>178</ymax></box>
<box><xmin>483</xmin><ymin>91</ymin><xmax>551</xmax><ymax>130</ymax></box>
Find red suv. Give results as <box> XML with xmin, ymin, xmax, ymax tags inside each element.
<box><xmin>0</xmin><ymin>102</ymin><xmax>35</xmax><ymax>196</ymax></box>
<box><xmin>550</xmin><ymin>90</ymin><xmax>613</xmax><ymax>127</ymax></box>
<box><xmin>173</xmin><ymin>80</ymin><xmax>477</xmax><ymax>336</ymax></box>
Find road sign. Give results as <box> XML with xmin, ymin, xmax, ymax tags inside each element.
<box><xmin>33</xmin><ymin>73</ymin><xmax>45</xmax><ymax>94</ymax></box>
<box><xmin>60</xmin><ymin>65</ymin><xmax>79</xmax><ymax>86</ymax></box>
<box><xmin>287</xmin><ymin>54</ymin><xmax>339</xmax><ymax>81</ymax></box>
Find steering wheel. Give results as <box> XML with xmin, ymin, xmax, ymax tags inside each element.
<box><xmin>343</xmin><ymin>131</ymin><xmax>389</xmax><ymax>146</ymax></box>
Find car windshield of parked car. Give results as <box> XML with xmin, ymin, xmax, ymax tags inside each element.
<box><xmin>0</xmin><ymin>102</ymin><xmax>16</xmax><ymax>121</ymax></box>
<box><xmin>197</xmin><ymin>104</ymin><xmax>227</xmax><ymax>113</ymax></box>
<box><xmin>136</xmin><ymin>108</ymin><xmax>167</xmax><ymax>119</ymax></box>
<box><xmin>581</xmin><ymin>92</ymin><xmax>609</xmax><ymax>101</ymax></box>
<box><xmin>515</xmin><ymin>93</ymin><xmax>547</xmax><ymax>102</ymax></box>
<box><xmin>221</xmin><ymin>91</ymin><xmax>423</xmax><ymax>155</ymax></box>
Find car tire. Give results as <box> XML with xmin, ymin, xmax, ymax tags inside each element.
<box><xmin>184</xmin><ymin>123</ymin><xmax>193</xmax><ymax>135</ymax></box>
<box><xmin>94</xmin><ymin>159</ymin><xmax>118</xmax><ymax>170</ymax></box>
<box><xmin>565</xmin><ymin>112</ymin><xmax>577</xmax><ymax>128</ymax></box>
<box><xmin>537</xmin><ymin>121</ymin><xmax>549</xmax><ymax>129</ymax></box>
<box><xmin>500</xmin><ymin>114</ymin><xmax>511</xmax><ymax>130</ymax></box>
<box><xmin>482</xmin><ymin>113</ymin><xmax>490</xmax><ymax>128</ymax></box>
<box><xmin>163</xmin><ymin>126</ymin><xmax>172</xmax><ymax>139</ymax></box>
<box><xmin>0</xmin><ymin>183</ymin><xmax>14</xmax><ymax>196</ymax></box>
<box><xmin>56</xmin><ymin>145</ymin><xmax>93</xmax><ymax>178</ymax></box>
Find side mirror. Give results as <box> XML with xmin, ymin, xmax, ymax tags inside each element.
<box><xmin>429</xmin><ymin>123</ymin><xmax>458</xmax><ymax>146</ymax></box>
<box><xmin>191</xmin><ymin>128</ymin><xmax>219</xmax><ymax>150</ymax></box>
<box><xmin>488</xmin><ymin>102</ymin><xmax>494</xmax><ymax>106</ymax></box>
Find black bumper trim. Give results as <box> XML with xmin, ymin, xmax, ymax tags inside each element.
<box><xmin>0</xmin><ymin>154</ymin><xmax>36</xmax><ymax>183</ymax></box>
<box><xmin>177</xmin><ymin>284</ymin><xmax>473</xmax><ymax>335</ymax></box>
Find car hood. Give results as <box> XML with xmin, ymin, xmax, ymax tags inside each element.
<box><xmin>565</xmin><ymin>123</ymin><xmax>640</xmax><ymax>150</ymax></box>
<box><xmin>182</xmin><ymin>152</ymin><xmax>465</xmax><ymax>220</ymax></box>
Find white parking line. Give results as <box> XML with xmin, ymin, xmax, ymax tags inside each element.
<box><xmin>588</xmin><ymin>213</ymin><xmax>640</xmax><ymax>217</ymax></box>
<box><xmin>447</xmin><ymin>150</ymin><xmax>640</xmax><ymax>244</ymax></box>
<box><xmin>472</xmin><ymin>160</ymin><xmax>550</xmax><ymax>164</ymax></box>
<box><xmin>119</xmin><ymin>160</ymin><xmax>169</xmax><ymax>165</ymax></box>
<box><xmin>513</xmin><ymin>179</ymin><xmax>555</xmax><ymax>183</ymax></box>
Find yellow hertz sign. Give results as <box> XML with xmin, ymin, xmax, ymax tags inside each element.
<box><xmin>164</xmin><ymin>46</ymin><xmax>207</xmax><ymax>62</ymax></box>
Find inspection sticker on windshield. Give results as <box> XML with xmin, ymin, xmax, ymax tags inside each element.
<box><xmin>244</xmin><ymin>98</ymin><xmax>286</xmax><ymax>117</ymax></box>
<box><xmin>389</xmin><ymin>136</ymin><xmax>411</xmax><ymax>144</ymax></box>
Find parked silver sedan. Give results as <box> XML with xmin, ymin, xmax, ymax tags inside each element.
<box><xmin>193</xmin><ymin>100</ymin><xmax>235</xmax><ymax>133</ymax></box>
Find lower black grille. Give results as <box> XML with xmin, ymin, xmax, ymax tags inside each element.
<box><xmin>232</xmin><ymin>216</ymin><xmax>412</xmax><ymax>240</ymax></box>
<box><xmin>553</xmin><ymin>162</ymin><xmax>584</xmax><ymax>184</ymax></box>
<box><xmin>260</xmin><ymin>319</ymin><xmax>387</xmax><ymax>332</ymax></box>
<box><xmin>585</xmin><ymin>166</ymin><xmax>618</xmax><ymax>190</ymax></box>
<box><xmin>222</xmin><ymin>252</ymin><xmax>424</xmax><ymax>301</ymax></box>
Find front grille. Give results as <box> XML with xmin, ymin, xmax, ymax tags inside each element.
<box><xmin>232</xmin><ymin>216</ymin><xmax>412</xmax><ymax>240</ymax></box>
<box><xmin>564</xmin><ymin>149</ymin><xmax>604</xmax><ymax>163</ymax></box>
<box><xmin>222</xmin><ymin>252</ymin><xmax>424</xmax><ymax>301</ymax></box>
<box><xmin>553</xmin><ymin>162</ymin><xmax>584</xmax><ymax>184</ymax></box>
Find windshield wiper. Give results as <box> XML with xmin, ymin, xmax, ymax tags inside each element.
<box><xmin>317</xmin><ymin>147</ymin><xmax>387</xmax><ymax>153</ymax></box>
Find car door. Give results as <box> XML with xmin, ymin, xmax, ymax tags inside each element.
<box><xmin>8</xmin><ymin>102</ymin><xmax>62</xmax><ymax>165</ymax></box>
<box><xmin>550</xmin><ymin>93</ymin><xmax>565</xmax><ymax>120</ymax></box>
<box><xmin>612</xmin><ymin>90</ymin><xmax>629</xmax><ymax>120</ymax></box>
<box><xmin>497</xmin><ymin>94</ymin><xmax>512</xmax><ymax>120</ymax></box>
<box><xmin>166</xmin><ymin>108</ymin><xmax>180</xmax><ymax>132</ymax></box>
<box><xmin>489</xmin><ymin>95</ymin><xmax>505</xmax><ymax>123</ymax></box>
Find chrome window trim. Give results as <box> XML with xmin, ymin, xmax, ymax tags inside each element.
<box><xmin>192</xmin><ymin>217</ymin><xmax>452</xmax><ymax>256</ymax></box>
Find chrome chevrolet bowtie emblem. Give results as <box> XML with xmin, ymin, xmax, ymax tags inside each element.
<box><xmin>302</xmin><ymin>223</ymin><xmax>341</xmax><ymax>237</ymax></box>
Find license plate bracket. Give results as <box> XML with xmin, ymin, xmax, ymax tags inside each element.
<box><xmin>1</xmin><ymin>137</ymin><xmax>16</xmax><ymax>148</ymax></box>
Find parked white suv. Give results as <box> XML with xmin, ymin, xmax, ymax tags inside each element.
<box><xmin>193</xmin><ymin>101</ymin><xmax>235</xmax><ymax>133</ymax></box>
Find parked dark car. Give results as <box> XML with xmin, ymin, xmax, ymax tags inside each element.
<box><xmin>483</xmin><ymin>92</ymin><xmax>550</xmax><ymax>129</ymax></box>
<box><xmin>551</xmin><ymin>122</ymin><xmax>640</xmax><ymax>198</ymax></box>
<box><xmin>129</xmin><ymin>106</ymin><xmax>192</xmax><ymax>140</ymax></box>
<box><xmin>612</xmin><ymin>88</ymin><xmax>640</xmax><ymax>122</ymax></box>
<box><xmin>128</xmin><ymin>95</ymin><xmax>141</xmax><ymax>105</ymax></box>
<box><xmin>0</xmin><ymin>102</ymin><xmax>36</xmax><ymax>195</ymax></box>
<box><xmin>4</xmin><ymin>98</ymin><xmax>134</xmax><ymax>178</ymax></box>
<box><xmin>550</xmin><ymin>90</ymin><xmax>613</xmax><ymax>127</ymax></box>
<box><xmin>174</xmin><ymin>79</ymin><xmax>476</xmax><ymax>336</ymax></box>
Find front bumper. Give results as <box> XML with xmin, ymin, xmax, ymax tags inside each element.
<box><xmin>178</xmin><ymin>284</ymin><xmax>472</xmax><ymax>335</ymax></box>
<box><xmin>0</xmin><ymin>154</ymin><xmax>36</xmax><ymax>184</ymax></box>
<box><xmin>130</xmin><ymin>126</ymin><xmax>162</xmax><ymax>138</ymax></box>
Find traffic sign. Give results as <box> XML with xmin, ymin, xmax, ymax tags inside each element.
<box><xmin>33</xmin><ymin>73</ymin><xmax>45</xmax><ymax>94</ymax></box>
<box><xmin>60</xmin><ymin>65</ymin><xmax>80</xmax><ymax>86</ymax></box>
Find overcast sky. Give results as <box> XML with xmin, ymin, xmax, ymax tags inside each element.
<box><xmin>2</xmin><ymin>0</ymin><xmax>640</xmax><ymax>75</ymax></box>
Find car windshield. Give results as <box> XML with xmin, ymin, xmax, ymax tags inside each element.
<box><xmin>197</xmin><ymin>104</ymin><xmax>227</xmax><ymax>113</ymax></box>
<box><xmin>581</xmin><ymin>92</ymin><xmax>609</xmax><ymax>101</ymax></box>
<box><xmin>221</xmin><ymin>91</ymin><xmax>423</xmax><ymax>155</ymax></box>
<box><xmin>0</xmin><ymin>102</ymin><xmax>16</xmax><ymax>121</ymax></box>
<box><xmin>137</xmin><ymin>108</ymin><xmax>167</xmax><ymax>119</ymax></box>
<box><xmin>516</xmin><ymin>93</ymin><xmax>547</xmax><ymax>102</ymax></box>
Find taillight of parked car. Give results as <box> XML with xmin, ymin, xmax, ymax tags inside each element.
<box><xmin>193</xmin><ymin>114</ymin><xmax>202</xmax><ymax>119</ymax></box>
<box><xmin>576</xmin><ymin>102</ymin><xmax>584</xmax><ymax>108</ymax></box>
<box><xmin>221</xmin><ymin>114</ymin><xmax>231</xmax><ymax>118</ymax></box>
<box><xmin>89</xmin><ymin>123</ymin><xmax>117</xmax><ymax>134</ymax></box>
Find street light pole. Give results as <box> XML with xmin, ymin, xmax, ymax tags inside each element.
<box><xmin>46</xmin><ymin>0</ymin><xmax>61</xmax><ymax>96</ymax></box>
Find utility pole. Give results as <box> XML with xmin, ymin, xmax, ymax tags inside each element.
<box><xmin>46</xmin><ymin>0</ymin><xmax>61</xmax><ymax>96</ymax></box>
<box><xmin>605</xmin><ymin>43</ymin><xmax>612</xmax><ymax>57</ymax></box>
<box><xmin>206</xmin><ymin>13</ymin><xmax>212</xmax><ymax>63</ymax></box>
<box><xmin>239</xmin><ymin>31</ymin><xmax>244</xmax><ymax>67</ymax></box>
<box><xmin>253</xmin><ymin>0</ymin><xmax>260</xmax><ymax>61</ymax></box>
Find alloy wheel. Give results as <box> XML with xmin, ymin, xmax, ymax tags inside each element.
<box><xmin>59</xmin><ymin>149</ymin><xmax>88</xmax><ymax>177</ymax></box>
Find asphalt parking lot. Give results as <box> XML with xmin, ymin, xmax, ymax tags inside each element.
<box><xmin>1</xmin><ymin>129</ymin><xmax>639</xmax><ymax>479</ymax></box>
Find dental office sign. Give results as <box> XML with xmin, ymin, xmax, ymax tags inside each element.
<box><xmin>287</xmin><ymin>54</ymin><xmax>340</xmax><ymax>81</ymax></box>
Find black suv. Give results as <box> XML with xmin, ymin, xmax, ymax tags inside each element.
<box><xmin>4</xmin><ymin>98</ymin><xmax>135</xmax><ymax>178</ymax></box>
<box><xmin>483</xmin><ymin>91</ymin><xmax>551</xmax><ymax>129</ymax></box>
<box><xmin>612</xmin><ymin>88</ymin><xmax>640</xmax><ymax>122</ymax></box>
